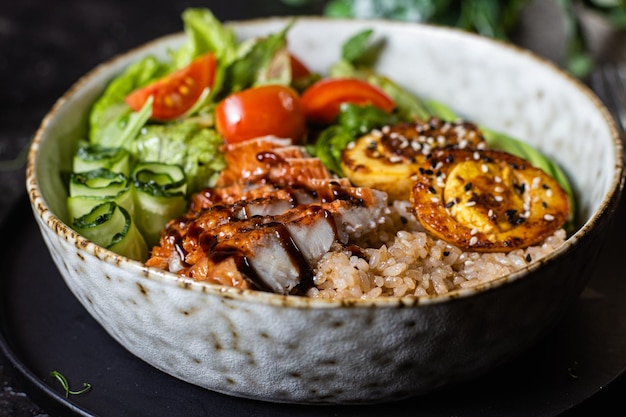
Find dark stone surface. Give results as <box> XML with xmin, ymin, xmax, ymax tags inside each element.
<box><xmin>1</xmin><ymin>1</ymin><xmax>624</xmax><ymax>416</ymax></box>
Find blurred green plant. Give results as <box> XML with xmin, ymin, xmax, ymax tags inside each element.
<box><xmin>280</xmin><ymin>0</ymin><xmax>626</xmax><ymax>78</ymax></box>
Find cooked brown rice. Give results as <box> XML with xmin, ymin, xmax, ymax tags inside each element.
<box><xmin>307</xmin><ymin>200</ymin><xmax>566</xmax><ymax>299</ymax></box>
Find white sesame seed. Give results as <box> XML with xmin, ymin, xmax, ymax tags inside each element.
<box><xmin>494</xmin><ymin>176</ymin><xmax>502</xmax><ymax>183</ymax></box>
<box><xmin>481</xmin><ymin>164</ymin><xmax>488</xmax><ymax>173</ymax></box>
<box><xmin>544</xmin><ymin>214</ymin><xmax>555</xmax><ymax>221</ymax></box>
<box><xmin>470</xmin><ymin>228</ymin><xmax>478</xmax><ymax>235</ymax></box>
<box><xmin>431</xmin><ymin>197</ymin><xmax>440</xmax><ymax>203</ymax></box>
<box><xmin>495</xmin><ymin>195</ymin><xmax>503</xmax><ymax>202</ymax></box>
<box><xmin>473</xmin><ymin>151</ymin><xmax>480</xmax><ymax>160</ymax></box>
<box><xmin>469</xmin><ymin>236</ymin><xmax>478</xmax><ymax>246</ymax></box>
<box><xmin>465</xmin><ymin>201</ymin><xmax>477</xmax><ymax>206</ymax></box>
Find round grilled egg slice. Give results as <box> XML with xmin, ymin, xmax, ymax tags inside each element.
<box><xmin>410</xmin><ymin>148</ymin><xmax>570</xmax><ymax>252</ymax></box>
<box><xmin>341</xmin><ymin>118</ymin><xmax>487</xmax><ymax>202</ymax></box>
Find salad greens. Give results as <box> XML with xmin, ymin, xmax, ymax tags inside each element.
<box><xmin>68</xmin><ymin>7</ymin><xmax>576</xmax><ymax>260</ymax></box>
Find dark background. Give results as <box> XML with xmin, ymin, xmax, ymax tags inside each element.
<box><xmin>1</xmin><ymin>1</ymin><xmax>625</xmax><ymax>416</ymax></box>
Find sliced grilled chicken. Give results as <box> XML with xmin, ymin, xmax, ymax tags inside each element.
<box><xmin>147</xmin><ymin>135</ymin><xmax>389</xmax><ymax>294</ymax></box>
<box><xmin>148</xmin><ymin>189</ymin><xmax>388</xmax><ymax>294</ymax></box>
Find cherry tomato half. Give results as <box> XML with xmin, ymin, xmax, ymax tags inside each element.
<box><xmin>300</xmin><ymin>77</ymin><xmax>395</xmax><ymax>124</ymax></box>
<box><xmin>289</xmin><ymin>53</ymin><xmax>311</xmax><ymax>80</ymax></box>
<box><xmin>215</xmin><ymin>84</ymin><xmax>306</xmax><ymax>144</ymax></box>
<box><xmin>125</xmin><ymin>52</ymin><xmax>216</xmax><ymax>121</ymax></box>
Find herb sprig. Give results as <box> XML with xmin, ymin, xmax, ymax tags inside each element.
<box><xmin>50</xmin><ymin>371</ymin><xmax>92</xmax><ymax>398</ymax></box>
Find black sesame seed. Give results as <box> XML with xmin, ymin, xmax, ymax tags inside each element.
<box><xmin>526</xmin><ymin>254</ymin><xmax>532</xmax><ymax>262</ymax></box>
<box><xmin>445</xmin><ymin>200</ymin><xmax>455</xmax><ymax>208</ymax></box>
<box><xmin>542</xmin><ymin>183</ymin><xmax>550</xmax><ymax>189</ymax></box>
<box><xmin>443</xmin><ymin>251</ymin><xmax>450</xmax><ymax>256</ymax></box>
<box><xmin>428</xmin><ymin>186</ymin><xmax>437</xmax><ymax>194</ymax></box>
<box><xmin>514</xmin><ymin>183</ymin><xmax>526</xmax><ymax>194</ymax></box>
<box><xmin>445</xmin><ymin>154</ymin><xmax>454</xmax><ymax>163</ymax></box>
<box><xmin>464</xmin><ymin>182</ymin><xmax>473</xmax><ymax>191</ymax></box>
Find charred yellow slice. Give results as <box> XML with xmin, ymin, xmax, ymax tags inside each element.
<box><xmin>410</xmin><ymin>148</ymin><xmax>570</xmax><ymax>252</ymax></box>
<box><xmin>341</xmin><ymin>118</ymin><xmax>486</xmax><ymax>201</ymax></box>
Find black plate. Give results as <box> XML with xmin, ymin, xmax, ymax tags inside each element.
<box><xmin>1</xmin><ymin>193</ymin><xmax>626</xmax><ymax>417</ymax></box>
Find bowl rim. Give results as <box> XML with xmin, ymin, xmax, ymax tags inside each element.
<box><xmin>25</xmin><ymin>16</ymin><xmax>626</xmax><ymax>309</ymax></box>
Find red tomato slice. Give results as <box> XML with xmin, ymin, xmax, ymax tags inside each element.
<box><xmin>289</xmin><ymin>53</ymin><xmax>311</xmax><ymax>80</ymax></box>
<box><xmin>125</xmin><ymin>52</ymin><xmax>216</xmax><ymax>121</ymax></box>
<box><xmin>215</xmin><ymin>84</ymin><xmax>306</xmax><ymax>144</ymax></box>
<box><xmin>300</xmin><ymin>77</ymin><xmax>395</xmax><ymax>124</ymax></box>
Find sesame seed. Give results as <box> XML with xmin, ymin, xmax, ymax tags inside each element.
<box><xmin>481</xmin><ymin>164</ymin><xmax>488</xmax><ymax>173</ymax></box>
<box><xmin>470</xmin><ymin>228</ymin><xmax>478</xmax><ymax>235</ymax></box>
<box><xmin>532</xmin><ymin>177</ymin><xmax>541</xmax><ymax>188</ymax></box>
<box><xmin>544</xmin><ymin>214</ymin><xmax>555</xmax><ymax>221</ymax></box>
<box><xmin>494</xmin><ymin>195</ymin><xmax>503</xmax><ymax>202</ymax></box>
<box><xmin>465</xmin><ymin>201</ymin><xmax>477</xmax><ymax>207</ymax></box>
<box><xmin>469</xmin><ymin>236</ymin><xmax>478</xmax><ymax>246</ymax></box>
<box><xmin>431</xmin><ymin>197</ymin><xmax>440</xmax><ymax>203</ymax></box>
<box><xmin>473</xmin><ymin>151</ymin><xmax>480</xmax><ymax>160</ymax></box>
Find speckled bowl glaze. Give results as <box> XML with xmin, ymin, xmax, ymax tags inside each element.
<box><xmin>26</xmin><ymin>17</ymin><xmax>624</xmax><ymax>404</ymax></box>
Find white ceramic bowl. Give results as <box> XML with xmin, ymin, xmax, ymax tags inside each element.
<box><xmin>26</xmin><ymin>17</ymin><xmax>624</xmax><ymax>404</ymax></box>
